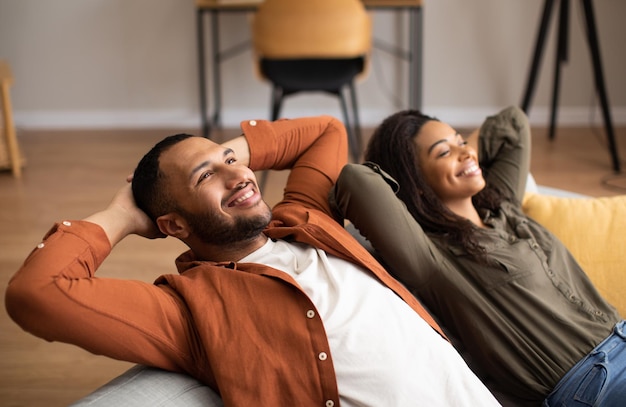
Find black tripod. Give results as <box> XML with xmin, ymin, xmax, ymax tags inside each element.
<box><xmin>521</xmin><ymin>0</ymin><xmax>621</xmax><ymax>173</ymax></box>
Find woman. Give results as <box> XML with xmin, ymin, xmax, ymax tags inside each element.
<box><xmin>331</xmin><ymin>106</ymin><xmax>625</xmax><ymax>406</ymax></box>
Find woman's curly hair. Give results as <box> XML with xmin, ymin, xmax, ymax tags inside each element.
<box><xmin>365</xmin><ymin>110</ymin><xmax>505</xmax><ymax>260</ymax></box>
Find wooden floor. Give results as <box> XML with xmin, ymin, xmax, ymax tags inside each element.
<box><xmin>1</xmin><ymin>124</ymin><xmax>625</xmax><ymax>407</ymax></box>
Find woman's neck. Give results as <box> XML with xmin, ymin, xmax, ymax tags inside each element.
<box><xmin>447</xmin><ymin>200</ymin><xmax>487</xmax><ymax>228</ymax></box>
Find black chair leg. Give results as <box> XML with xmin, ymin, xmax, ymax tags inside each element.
<box><xmin>271</xmin><ymin>87</ymin><xmax>284</xmax><ymax>120</ymax></box>
<box><xmin>348</xmin><ymin>81</ymin><xmax>362</xmax><ymax>162</ymax></box>
<box><xmin>337</xmin><ymin>90</ymin><xmax>358</xmax><ymax>163</ymax></box>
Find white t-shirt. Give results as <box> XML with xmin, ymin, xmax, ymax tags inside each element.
<box><xmin>241</xmin><ymin>239</ymin><xmax>500</xmax><ymax>406</ymax></box>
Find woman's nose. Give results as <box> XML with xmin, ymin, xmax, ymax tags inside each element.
<box><xmin>457</xmin><ymin>145</ymin><xmax>472</xmax><ymax>160</ymax></box>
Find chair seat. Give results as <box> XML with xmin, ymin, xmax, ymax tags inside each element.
<box><xmin>260</xmin><ymin>57</ymin><xmax>365</xmax><ymax>93</ymax></box>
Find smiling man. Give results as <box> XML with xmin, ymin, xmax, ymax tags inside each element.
<box><xmin>6</xmin><ymin>116</ymin><xmax>501</xmax><ymax>407</ymax></box>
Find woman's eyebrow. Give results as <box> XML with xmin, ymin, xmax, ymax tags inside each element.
<box><xmin>427</xmin><ymin>139</ymin><xmax>448</xmax><ymax>154</ymax></box>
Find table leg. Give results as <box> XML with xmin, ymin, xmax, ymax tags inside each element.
<box><xmin>408</xmin><ymin>6</ymin><xmax>423</xmax><ymax>110</ymax></box>
<box><xmin>197</xmin><ymin>9</ymin><xmax>210</xmax><ymax>138</ymax></box>
<box><xmin>210</xmin><ymin>11</ymin><xmax>222</xmax><ymax>128</ymax></box>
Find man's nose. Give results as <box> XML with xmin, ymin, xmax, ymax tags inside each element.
<box><xmin>223</xmin><ymin>165</ymin><xmax>252</xmax><ymax>189</ymax></box>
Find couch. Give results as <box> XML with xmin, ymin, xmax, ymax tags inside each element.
<box><xmin>69</xmin><ymin>178</ymin><xmax>626</xmax><ymax>406</ymax></box>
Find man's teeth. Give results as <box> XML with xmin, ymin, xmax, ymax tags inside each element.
<box><xmin>234</xmin><ymin>190</ymin><xmax>254</xmax><ymax>204</ymax></box>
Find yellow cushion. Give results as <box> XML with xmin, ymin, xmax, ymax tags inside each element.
<box><xmin>522</xmin><ymin>193</ymin><xmax>626</xmax><ymax>317</ymax></box>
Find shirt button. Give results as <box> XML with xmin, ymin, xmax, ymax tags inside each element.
<box><xmin>37</xmin><ymin>243</ymin><xmax>45</xmax><ymax>249</ymax></box>
<box><xmin>306</xmin><ymin>310</ymin><xmax>315</xmax><ymax>319</ymax></box>
<box><xmin>318</xmin><ymin>352</ymin><xmax>327</xmax><ymax>361</ymax></box>
<box><xmin>325</xmin><ymin>400</ymin><xmax>335</xmax><ymax>407</ymax></box>
<box><xmin>249</xmin><ymin>120</ymin><xmax>257</xmax><ymax>126</ymax></box>
<box><xmin>62</xmin><ymin>221</ymin><xmax>71</xmax><ymax>226</ymax></box>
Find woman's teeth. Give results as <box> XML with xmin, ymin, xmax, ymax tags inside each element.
<box><xmin>460</xmin><ymin>164</ymin><xmax>479</xmax><ymax>176</ymax></box>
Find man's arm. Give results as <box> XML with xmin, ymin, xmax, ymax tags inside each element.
<box><xmin>221</xmin><ymin>134</ymin><xmax>250</xmax><ymax>167</ymax></box>
<box><xmin>241</xmin><ymin>116</ymin><xmax>348</xmax><ymax>215</ymax></box>
<box><xmin>84</xmin><ymin>183</ymin><xmax>165</xmax><ymax>247</ymax></box>
<box><xmin>5</xmin><ymin>184</ymin><xmax>199</xmax><ymax>374</ymax></box>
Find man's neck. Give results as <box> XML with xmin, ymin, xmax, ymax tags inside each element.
<box><xmin>191</xmin><ymin>233</ymin><xmax>269</xmax><ymax>262</ymax></box>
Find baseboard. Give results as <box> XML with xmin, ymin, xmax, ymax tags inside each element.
<box><xmin>13</xmin><ymin>106</ymin><xmax>626</xmax><ymax>130</ymax></box>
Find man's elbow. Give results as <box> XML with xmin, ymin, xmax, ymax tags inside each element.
<box><xmin>5</xmin><ymin>278</ymin><xmax>56</xmax><ymax>340</ymax></box>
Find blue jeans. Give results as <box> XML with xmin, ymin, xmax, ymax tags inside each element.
<box><xmin>543</xmin><ymin>320</ymin><xmax>626</xmax><ymax>407</ymax></box>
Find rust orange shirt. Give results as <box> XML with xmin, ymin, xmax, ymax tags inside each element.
<box><xmin>6</xmin><ymin>116</ymin><xmax>444</xmax><ymax>407</ymax></box>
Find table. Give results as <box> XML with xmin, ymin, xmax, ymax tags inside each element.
<box><xmin>195</xmin><ymin>0</ymin><xmax>423</xmax><ymax>138</ymax></box>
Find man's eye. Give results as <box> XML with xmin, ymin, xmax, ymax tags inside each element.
<box><xmin>197</xmin><ymin>171</ymin><xmax>212</xmax><ymax>185</ymax></box>
<box><xmin>459</xmin><ymin>140</ymin><xmax>468</xmax><ymax>146</ymax></box>
<box><xmin>226</xmin><ymin>158</ymin><xmax>236</xmax><ymax>164</ymax></box>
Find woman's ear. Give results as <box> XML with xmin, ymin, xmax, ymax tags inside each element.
<box><xmin>156</xmin><ymin>213</ymin><xmax>190</xmax><ymax>239</ymax></box>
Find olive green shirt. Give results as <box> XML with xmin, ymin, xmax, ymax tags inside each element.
<box><xmin>331</xmin><ymin>106</ymin><xmax>621</xmax><ymax>403</ymax></box>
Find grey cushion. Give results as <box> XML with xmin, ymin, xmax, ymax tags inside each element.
<box><xmin>68</xmin><ymin>365</ymin><xmax>223</xmax><ymax>407</ymax></box>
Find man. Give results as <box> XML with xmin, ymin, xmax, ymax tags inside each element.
<box><xmin>6</xmin><ymin>116</ymin><xmax>500</xmax><ymax>406</ymax></box>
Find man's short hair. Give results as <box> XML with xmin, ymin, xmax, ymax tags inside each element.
<box><xmin>132</xmin><ymin>133</ymin><xmax>195</xmax><ymax>221</ymax></box>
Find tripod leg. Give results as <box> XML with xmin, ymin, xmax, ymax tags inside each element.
<box><xmin>521</xmin><ymin>0</ymin><xmax>557</xmax><ymax>113</ymax></box>
<box><xmin>549</xmin><ymin>0</ymin><xmax>569</xmax><ymax>140</ymax></box>
<box><xmin>580</xmin><ymin>0</ymin><xmax>621</xmax><ymax>173</ymax></box>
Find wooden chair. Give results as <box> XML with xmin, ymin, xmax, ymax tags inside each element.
<box><xmin>0</xmin><ymin>60</ymin><xmax>22</xmax><ymax>178</ymax></box>
<box><xmin>250</xmin><ymin>0</ymin><xmax>372</xmax><ymax>164</ymax></box>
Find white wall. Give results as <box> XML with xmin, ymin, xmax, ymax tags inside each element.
<box><xmin>1</xmin><ymin>0</ymin><xmax>625</xmax><ymax>129</ymax></box>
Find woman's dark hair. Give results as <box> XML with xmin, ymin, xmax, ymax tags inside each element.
<box><xmin>365</xmin><ymin>110</ymin><xmax>503</xmax><ymax>259</ymax></box>
<box><xmin>132</xmin><ymin>133</ymin><xmax>195</xmax><ymax>221</ymax></box>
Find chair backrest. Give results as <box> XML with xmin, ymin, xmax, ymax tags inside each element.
<box><xmin>251</xmin><ymin>0</ymin><xmax>372</xmax><ymax>60</ymax></box>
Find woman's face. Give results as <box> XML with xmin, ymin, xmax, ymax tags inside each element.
<box><xmin>413</xmin><ymin>120</ymin><xmax>485</xmax><ymax>206</ymax></box>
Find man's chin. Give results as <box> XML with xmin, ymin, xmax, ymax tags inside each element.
<box><xmin>193</xmin><ymin>209</ymin><xmax>272</xmax><ymax>246</ymax></box>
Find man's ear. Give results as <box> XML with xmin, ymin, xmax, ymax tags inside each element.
<box><xmin>156</xmin><ymin>213</ymin><xmax>190</xmax><ymax>239</ymax></box>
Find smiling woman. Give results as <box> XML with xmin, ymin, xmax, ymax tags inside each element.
<box><xmin>331</xmin><ymin>106</ymin><xmax>626</xmax><ymax>405</ymax></box>
<box><xmin>412</xmin><ymin>120</ymin><xmax>486</xmax><ymax>225</ymax></box>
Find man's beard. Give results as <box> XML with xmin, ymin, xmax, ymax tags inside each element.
<box><xmin>177</xmin><ymin>202</ymin><xmax>272</xmax><ymax>246</ymax></box>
